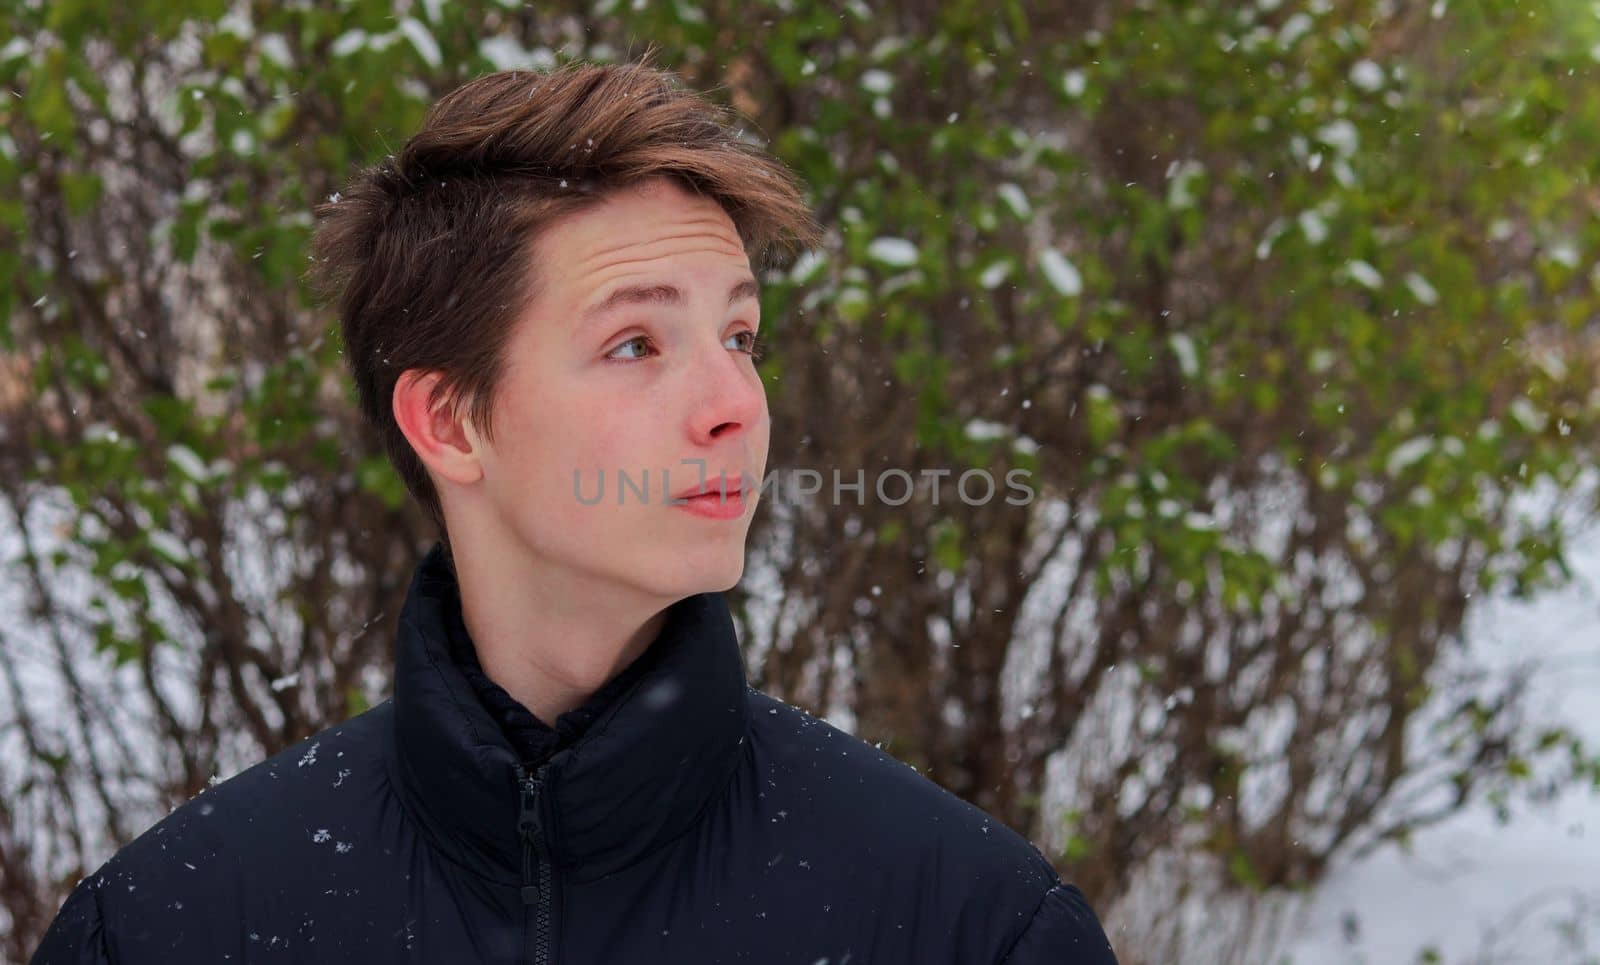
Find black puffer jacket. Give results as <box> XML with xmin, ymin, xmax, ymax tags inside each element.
<box><xmin>31</xmin><ymin>543</ymin><xmax>1119</xmax><ymax>964</ymax></box>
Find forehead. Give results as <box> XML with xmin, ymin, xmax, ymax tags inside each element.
<box><xmin>539</xmin><ymin>179</ymin><xmax>748</xmax><ymax>288</ymax></box>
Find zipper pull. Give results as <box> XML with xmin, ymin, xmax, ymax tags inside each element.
<box><xmin>517</xmin><ymin>765</ymin><xmax>544</xmax><ymax>904</ymax></box>
<box><xmin>518</xmin><ymin>772</ymin><xmax>542</xmax><ymax>836</ymax></box>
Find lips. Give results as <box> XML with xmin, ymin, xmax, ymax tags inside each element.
<box><xmin>673</xmin><ymin>473</ymin><xmax>745</xmax><ymax>501</ymax></box>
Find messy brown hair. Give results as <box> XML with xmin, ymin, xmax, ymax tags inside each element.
<box><xmin>306</xmin><ymin>54</ymin><xmax>821</xmax><ymax>561</ymax></box>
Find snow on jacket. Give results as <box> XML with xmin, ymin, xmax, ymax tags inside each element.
<box><xmin>31</xmin><ymin>542</ymin><xmax>1119</xmax><ymax>964</ymax></box>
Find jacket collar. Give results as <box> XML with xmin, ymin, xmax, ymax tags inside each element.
<box><xmin>387</xmin><ymin>541</ymin><xmax>751</xmax><ymax>883</ymax></box>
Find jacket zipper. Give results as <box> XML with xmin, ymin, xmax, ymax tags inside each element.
<box><xmin>516</xmin><ymin>761</ymin><xmax>555</xmax><ymax>965</ymax></box>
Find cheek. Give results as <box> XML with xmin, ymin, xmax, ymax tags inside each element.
<box><xmin>753</xmin><ymin>386</ymin><xmax>771</xmax><ymax>446</ymax></box>
<box><xmin>485</xmin><ymin>378</ymin><xmax>589</xmax><ymax>498</ymax></box>
<box><xmin>530</xmin><ymin>388</ymin><xmax>651</xmax><ymax>489</ymax></box>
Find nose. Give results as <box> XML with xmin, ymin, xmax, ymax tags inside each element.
<box><xmin>685</xmin><ymin>333</ymin><xmax>766</xmax><ymax>446</ymax></box>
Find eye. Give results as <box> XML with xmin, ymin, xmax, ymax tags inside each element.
<box><xmin>605</xmin><ymin>334</ymin><xmax>657</xmax><ymax>362</ymax></box>
<box><xmin>727</xmin><ymin>330</ymin><xmax>765</xmax><ymax>361</ymax></box>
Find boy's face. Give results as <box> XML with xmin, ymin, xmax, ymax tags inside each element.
<box><xmin>468</xmin><ymin>176</ymin><xmax>770</xmax><ymax>599</ymax></box>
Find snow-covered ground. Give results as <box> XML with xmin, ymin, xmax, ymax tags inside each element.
<box><xmin>1287</xmin><ymin>490</ymin><xmax>1600</xmax><ymax>964</ymax></box>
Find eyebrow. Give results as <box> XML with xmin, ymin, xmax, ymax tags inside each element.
<box><xmin>578</xmin><ymin>278</ymin><xmax>761</xmax><ymax>330</ymax></box>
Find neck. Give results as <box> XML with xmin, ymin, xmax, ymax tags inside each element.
<box><xmin>448</xmin><ymin>542</ymin><xmax>671</xmax><ymax>725</ymax></box>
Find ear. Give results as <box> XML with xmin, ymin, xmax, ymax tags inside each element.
<box><xmin>392</xmin><ymin>369</ymin><xmax>486</xmax><ymax>487</ymax></box>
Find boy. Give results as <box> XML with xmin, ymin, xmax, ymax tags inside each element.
<box><xmin>32</xmin><ymin>59</ymin><xmax>1117</xmax><ymax>964</ymax></box>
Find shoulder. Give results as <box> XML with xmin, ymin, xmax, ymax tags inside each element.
<box><xmin>999</xmin><ymin>882</ymin><xmax>1121</xmax><ymax>964</ymax></box>
<box><xmin>77</xmin><ymin>702</ymin><xmax>396</xmax><ymax>950</ymax></box>
<box><xmin>743</xmin><ymin>688</ymin><xmax>1066</xmax><ymax>946</ymax></box>
<box><xmin>105</xmin><ymin>700</ymin><xmax>393</xmax><ymax>872</ymax></box>
<box><xmin>741</xmin><ymin>689</ymin><xmax>1119</xmax><ymax>962</ymax></box>
<box><xmin>747</xmin><ymin>687</ymin><xmax>1052</xmax><ymax>877</ymax></box>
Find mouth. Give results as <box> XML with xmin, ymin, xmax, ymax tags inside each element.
<box><xmin>672</xmin><ymin>474</ymin><xmax>745</xmax><ymax>501</ymax></box>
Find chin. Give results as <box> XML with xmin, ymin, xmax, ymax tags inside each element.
<box><xmin>638</xmin><ymin>548</ymin><xmax>747</xmax><ymax>599</ymax></box>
